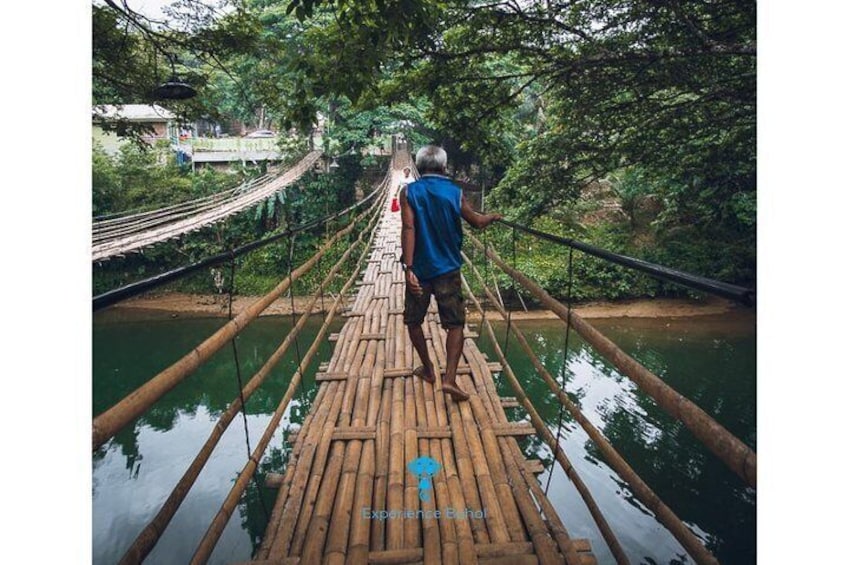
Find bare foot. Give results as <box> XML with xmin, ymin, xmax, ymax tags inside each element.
<box><xmin>442</xmin><ymin>381</ymin><xmax>470</xmax><ymax>401</ymax></box>
<box><xmin>413</xmin><ymin>365</ymin><xmax>435</xmax><ymax>384</ymax></box>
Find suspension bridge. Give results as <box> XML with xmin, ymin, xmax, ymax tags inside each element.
<box><xmin>93</xmin><ymin>145</ymin><xmax>756</xmax><ymax>565</ymax></box>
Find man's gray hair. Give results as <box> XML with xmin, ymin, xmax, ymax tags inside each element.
<box><xmin>415</xmin><ymin>145</ymin><xmax>448</xmax><ymax>174</ymax></box>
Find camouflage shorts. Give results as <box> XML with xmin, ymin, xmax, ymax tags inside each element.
<box><xmin>403</xmin><ymin>270</ymin><xmax>465</xmax><ymax>329</ymax></box>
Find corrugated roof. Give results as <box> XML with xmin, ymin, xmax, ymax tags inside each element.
<box><xmin>92</xmin><ymin>104</ymin><xmax>176</xmax><ymax>122</ymax></box>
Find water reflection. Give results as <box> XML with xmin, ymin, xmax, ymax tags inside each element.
<box><xmin>93</xmin><ymin>312</ymin><xmax>755</xmax><ymax>565</ymax></box>
<box><xmin>481</xmin><ymin>314</ymin><xmax>755</xmax><ymax>565</ymax></box>
<box><xmin>92</xmin><ymin>315</ymin><xmax>335</xmax><ymax>565</ymax></box>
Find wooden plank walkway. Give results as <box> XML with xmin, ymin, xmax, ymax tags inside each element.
<box><xmin>252</xmin><ymin>170</ymin><xmax>596</xmax><ymax>565</ymax></box>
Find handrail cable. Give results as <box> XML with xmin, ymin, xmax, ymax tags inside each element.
<box><xmin>466</xmin><ymin>232</ymin><xmax>757</xmax><ymax>488</ymax></box>
<box><xmin>116</xmin><ymin>195</ymin><xmax>384</xmax><ymax>565</ymax></box>
<box><xmin>496</xmin><ymin>218</ymin><xmax>755</xmax><ymax>306</ymax></box>
<box><xmin>461</xmin><ymin>250</ymin><xmax>722</xmax><ymax>565</ymax></box>
<box><xmin>92</xmin><ymin>185</ymin><xmax>386</xmax><ymax>451</ymax></box>
<box><xmin>93</xmin><ymin>177</ymin><xmax>383</xmax><ymax>311</ymax></box>
<box><xmin>460</xmin><ymin>274</ymin><xmax>631</xmax><ymax>565</ymax></box>
<box><xmin>188</xmin><ymin>198</ymin><xmax>383</xmax><ymax>565</ymax></box>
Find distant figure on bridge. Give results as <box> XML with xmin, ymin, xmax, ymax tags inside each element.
<box><xmin>401</xmin><ymin>166</ymin><xmax>412</xmax><ymax>183</ymax></box>
<box><xmin>391</xmin><ymin>167</ymin><xmax>414</xmax><ymax>213</ymax></box>
<box><xmin>400</xmin><ymin>145</ymin><xmax>501</xmax><ymax>401</ymax></box>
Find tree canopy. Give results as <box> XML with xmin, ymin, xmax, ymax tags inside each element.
<box><xmin>92</xmin><ymin>0</ymin><xmax>756</xmax><ymax>288</ymax></box>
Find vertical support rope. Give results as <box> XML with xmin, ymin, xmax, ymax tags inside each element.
<box><xmin>545</xmin><ymin>246</ymin><xmax>574</xmax><ymax>495</ymax></box>
<box><xmin>226</xmin><ymin>257</ymin><xmax>252</xmax><ymax>459</ymax></box>
<box><xmin>226</xmin><ymin>254</ymin><xmax>270</xmax><ymax>521</ymax></box>
<box><xmin>502</xmin><ymin>225</ymin><xmax>518</xmax><ymax>354</ymax></box>
<box><xmin>286</xmin><ymin>230</ymin><xmax>306</xmax><ymax>398</ymax></box>
<box><xmin>476</xmin><ymin>228</ymin><xmax>491</xmax><ymax>349</ymax></box>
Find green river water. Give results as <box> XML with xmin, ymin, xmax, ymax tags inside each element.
<box><xmin>93</xmin><ymin>310</ymin><xmax>755</xmax><ymax>565</ymax></box>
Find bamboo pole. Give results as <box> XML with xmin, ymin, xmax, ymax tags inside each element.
<box><xmin>425</xmin><ymin>316</ymin><xmax>525</xmax><ymax>545</ymax></box>
<box><xmin>118</xmin><ymin>217</ymin><xmax>377</xmax><ymax>564</ymax></box>
<box><xmin>371</xmin><ymin>379</ymin><xmax>394</xmax><ymax>551</ymax></box>
<box><xmin>254</xmin><ymin>385</ymin><xmax>329</xmax><ymax>559</ymax></box>
<box><xmin>466</xmin><ymin>233</ymin><xmax>757</xmax><ymax>489</ymax></box>
<box><xmin>187</xmin><ymin>214</ymin><xmax>380</xmax><ymax>565</ymax></box>
<box><xmin>92</xmin><ymin>196</ymin><xmax>382</xmax><ymax>451</ymax></box>
<box><xmin>404</xmin><ymin>371</ymin><xmax>421</xmax><ymax>549</ymax></box>
<box><xmin>297</xmin><ymin>275</ymin><xmax>382</xmax><ymax>563</ymax></box>
<box><xmin>349</xmin><ymin>343</ymin><xmax>385</xmax><ymax>563</ymax></box>
<box><xmin>323</xmin><ymin>341</ymin><xmax>374</xmax><ymax>564</ymax></box>
<box><xmin>386</xmin><ymin>373</ymin><xmax>406</xmax><ymax>549</ymax></box>
<box><xmin>278</xmin><ymin>321</ymin><xmax>358</xmax><ymax>558</ymax></box>
<box><xmin>279</xmin><ymin>293</ymin><xmax>372</xmax><ymax>557</ymax></box>
<box><xmin>269</xmin><ymin>379</ymin><xmax>345</xmax><ymax>559</ymax></box>
<box><xmin>457</xmin><ymin>349</ymin><xmax>526</xmax><ymax>543</ymax></box>
<box><xmin>420</xmin><ymin>330</ymin><xmax>457</xmax><ymax>565</ymax></box>
<box><xmin>463</xmin><ymin>252</ymin><xmax>723</xmax><ymax>565</ymax></box>
<box><xmin>297</xmin><ymin>432</ymin><xmax>347</xmax><ymax>563</ymax></box>
<box><xmin>453</xmin><ymin>384</ymin><xmax>511</xmax><ymax>544</ymax></box>
<box><xmin>462</xmin><ymin>276</ymin><xmax>632</xmax><ymax>565</ymax></box>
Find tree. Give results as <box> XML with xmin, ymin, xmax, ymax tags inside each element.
<box><xmin>283</xmin><ymin>0</ymin><xmax>756</xmax><ymax>283</ymax></box>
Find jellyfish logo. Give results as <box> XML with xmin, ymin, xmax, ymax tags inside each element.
<box><xmin>407</xmin><ymin>456</ymin><xmax>441</xmax><ymax>502</ymax></box>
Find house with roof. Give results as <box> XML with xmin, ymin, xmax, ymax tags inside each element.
<box><xmin>92</xmin><ymin>104</ymin><xmax>180</xmax><ymax>156</ymax></box>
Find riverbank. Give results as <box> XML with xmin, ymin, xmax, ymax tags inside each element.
<box><xmin>97</xmin><ymin>291</ymin><xmax>750</xmax><ymax>322</ymax></box>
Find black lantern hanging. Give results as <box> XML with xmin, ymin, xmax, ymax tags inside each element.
<box><xmin>153</xmin><ymin>56</ymin><xmax>196</xmax><ymax>100</ymax></box>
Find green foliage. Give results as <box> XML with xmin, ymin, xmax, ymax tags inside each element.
<box><xmin>92</xmin><ymin>0</ymin><xmax>757</xmax><ymax>302</ymax></box>
<box><xmin>92</xmin><ymin>143</ymin><xmax>200</xmax><ymax>216</ymax></box>
<box><xmin>92</xmin><ymin>139</ymin><xmax>379</xmax><ymax>297</ymax></box>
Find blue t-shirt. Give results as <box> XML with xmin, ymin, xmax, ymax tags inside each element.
<box><xmin>405</xmin><ymin>174</ymin><xmax>463</xmax><ymax>281</ymax></box>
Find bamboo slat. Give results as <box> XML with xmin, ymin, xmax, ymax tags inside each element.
<box><xmin>249</xmin><ymin>160</ymin><xmax>598</xmax><ymax>565</ymax></box>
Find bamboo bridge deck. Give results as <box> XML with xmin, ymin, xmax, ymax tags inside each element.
<box><xmin>251</xmin><ymin>170</ymin><xmax>596</xmax><ymax>565</ymax></box>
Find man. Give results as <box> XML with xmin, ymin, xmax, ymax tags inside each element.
<box><xmin>399</xmin><ymin>145</ymin><xmax>501</xmax><ymax>401</ymax></box>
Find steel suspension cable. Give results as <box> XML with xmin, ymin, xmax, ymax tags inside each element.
<box><xmin>495</xmin><ymin>219</ymin><xmax>754</xmax><ymax>306</ymax></box>
<box><xmin>286</xmin><ymin>229</ymin><xmax>306</xmax><ymax>398</ymax></box>
<box><xmin>501</xmin><ymin>225</ymin><xmax>518</xmax><ymax>354</ymax></box>
<box><xmin>225</xmin><ymin>256</ymin><xmax>272</xmax><ymax>523</ymax></box>
<box><xmin>545</xmin><ymin>246</ymin><xmax>574</xmax><ymax>496</ymax></box>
